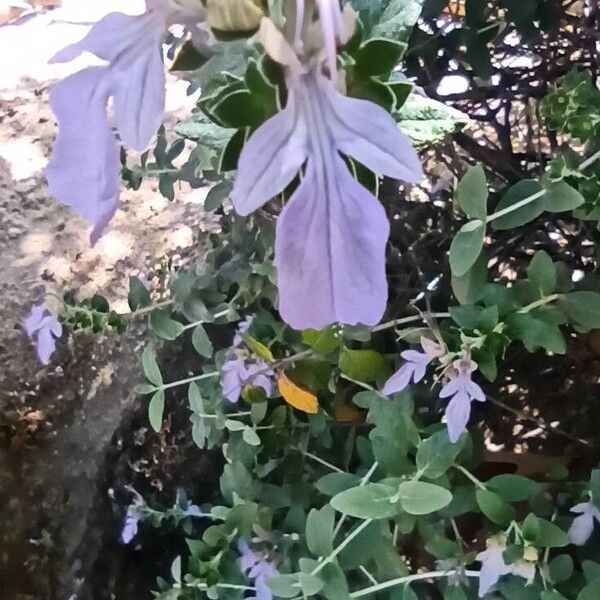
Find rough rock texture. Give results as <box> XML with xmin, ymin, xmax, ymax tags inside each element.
<box><xmin>0</xmin><ymin>13</ymin><xmax>214</xmax><ymax>597</ymax></box>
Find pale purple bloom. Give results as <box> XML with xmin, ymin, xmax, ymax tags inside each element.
<box><xmin>221</xmin><ymin>358</ymin><xmax>274</xmax><ymax>403</ymax></box>
<box><xmin>238</xmin><ymin>541</ymin><xmax>279</xmax><ymax>600</ymax></box>
<box><xmin>382</xmin><ymin>350</ymin><xmax>431</xmax><ymax>395</ymax></box>
<box><xmin>121</xmin><ymin>511</ymin><xmax>140</xmax><ymax>544</ymax></box>
<box><xmin>46</xmin><ymin>0</ymin><xmax>206</xmax><ymax>243</ymax></box>
<box><xmin>439</xmin><ymin>359</ymin><xmax>485</xmax><ymax>443</ymax></box>
<box><xmin>24</xmin><ymin>304</ymin><xmax>62</xmax><ymax>365</ymax></box>
<box><xmin>233</xmin><ymin>317</ymin><xmax>253</xmax><ymax>347</ymax></box>
<box><xmin>476</xmin><ymin>537</ymin><xmax>535</xmax><ymax>597</ymax></box>
<box><xmin>568</xmin><ymin>501</ymin><xmax>600</xmax><ymax>545</ymax></box>
<box><xmin>231</xmin><ymin>18</ymin><xmax>423</xmax><ymax>331</ymax></box>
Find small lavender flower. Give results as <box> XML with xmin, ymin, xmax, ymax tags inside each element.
<box><xmin>46</xmin><ymin>0</ymin><xmax>207</xmax><ymax>243</ymax></box>
<box><xmin>24</xmin><ymin>304</ymin><xmax>62</xmax><ymax>365</ymax></box>
<box><xmin>231</xmin><ymin>14</ymin><xmax>422</xmax><ymax>330</ymax></box>
<box><xmin>233</xmin><ymin>317</ymin><xmax>253</xmax><ymax>347</ymax></box>
<box><xmin>382</xmin><ymin>337</ymin><xmax>443</xmax><ymax>395</ymax></box>
<box><xmin>476</xmin><ymin>537</ymin><xmax>535</xmax><ymax>597</ymax></box>
<box><xmin>121</xmin><ymin>510</ymin><xmax>140</xmax><ymax>545</ymax></box>
<box><xmin>238</xmin><ymin>541</ymin><xmax>279</xmax><ymax>600</ymax></box>
<box><xmin>221</xmin><ymin>358</ymin><xmax>275</xmax><ymax>403</ymax></box>
<box><xmin>568</xmin><ymin>501</ymin><xmax>600</xmax><ymax>545</ymax></box>
<box><xmin>439</xmin><ymin>359</ymin><xmax>485</xmax><ymax>443</ymax></box>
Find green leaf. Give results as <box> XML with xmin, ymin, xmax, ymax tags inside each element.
<box><xmin>142</xmin><ymin>345</ymin><xmax>163</xmax><ymax>386</ymax></box>
<box><xmin>544</xmin><ymin>180</ymin><xmax>585</xmax><ymax>212</ymax></box>
<box><xmin>339</xmin><ymin>349</ymin><xmax>389</xmax><ymax>382</ymax></box>
<box><xmin>149</xmin><ymin>390</ymin><xmax>165</xmax><ymax>432</ymax></box>
<box><xmin>396</xmin><ymin>92</ymin><xmax>470</xmax><ymax>147</ymax></box>
<box><xmin>548</xmin><ymin>554</ymin><xmax>574</xmax><ymax>584</ymax></box>
<box><xmin>150</xmin><ymin>309</ymin><xmax>184</xmax><ymax>340</ymax></box>
<box><xmin>491</xmin><ymin>180</ymin><xmax>546</xmax><ymax>230</ymax></box>
<box><xmin>320</xmin><ymin>563</ymin><xmax>349</xmax><ymax>600</ymax></box>
<box><xmin>457</xmin><ymin>165</ymin><xmax>488</xmax><ymax>220</ymax></box>
<box><xmin>298</xmin><ymin>573</ymin><xmax>324</xmax><ymax>596</ymax></box>
<box><xmin>505</xmin><ymin>312</ymin><xmax>566</xmax><ymax>354</ymax></box>
<box><xmin>452</xmin><ymin>251</ymin><xmax>487</xmax><ymax>305</ymax></box>
<box><xmin>541</xmin><ymin>592</ymin><xmax>568</xmax><ymax>600</ymax></box>
<box><xmin>476</xmin><ymin>489</ymin><xmax>515</xmax><ymax>526</ymax></box>
<box><xmin>559</xmin><ymin>291</ymin><xmax>600</xmax><ymax>332</ymax></box>
<box><xmin>302</xmin><ymin>327</ymin><xmax>341</xmax><ymax>354</ymax></box>
<box><xmin>331</xmin><ymin>483</ymin><xmax>400</xmax><ymax>519</ymax></box>
<box><xmin>175</xmin><ymin>110</ymin><xmax>235</xmax><ymax>148</ymax></box>
<box><xmin>242</xmin><ymin>427</ymin><xmax>261</xmax><ymax>446</ymax></box>
<box><xmin>316</xmin><ymin>473</ymin><xmax>361</xmax><ymax>496</ymax></box>
<box><xmin>449</xmin><ymin>219</ymin><xmax>485</xmax><ymax>277</ymax></box>
<box><xmin>536</xmin><ymin>518</ymin><xmax>569</xmax><ymax>548</ymax></box>
<box><xmin>192</xmin><ymin>325</ymin><xmax>214</xmax><ymax>358</ymax></box>
<box><xmin>128</xmin><ymin>276</ymin><xmax>151</xmax><ymax>311</ymax></box>
<box><xmin>578</xmin><ymin>578</ymin><xmax>600</xmax><ymax>600</ymax></box>
<box><xmin>134</xmin><ymin>383</ymin><xmax>158</xmax><ymax>395</ymax></box>
<box><xmin>527</xmin><ymin>251</ymin><xmax>557</xmax><ymax>297</ymax></box>
<box><xmin>204</xmin><ymin>180</ymin><xmax>232</xmax><ymax>211</ymax></box>
<box><xmin>416</xmin><ymin>429</ymin><xmax>466</xmax><ymax>478</ymax></box>
<box><xmin>267</xmin><ymin>574</ymin><xmax>299</xmax><ymax>598</ymax></box>
<box><xmin>306</xmin><ymin>505</ymin><xmax>335</xmax><ymax>557</ymax></box>
<box><xmin>371</xmin><ymin>0</ymin><xmax>427</xmax><ymax>43</ymax></box>
<box><xmin>486</xmin><ymin>474</ymin><xmax>541</xmax><ymax>502</ymax></box>
<box><xmin>354</xmin><ymin>38</ymin><xmax>406</xmax><ymax>76</ymax></box>
<box><xmin>397</xmin><ymin>481</ymin><xmax>453</xmax><ymax>515</ymax></box>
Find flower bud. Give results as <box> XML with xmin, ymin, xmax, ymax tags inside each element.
<box><xmin>205</xmin><ymin>0</ymin><xmax>265</xmax><ymax>32</ymax></box>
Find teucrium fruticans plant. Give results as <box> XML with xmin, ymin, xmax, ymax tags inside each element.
<box><xmin>25</xmin><ymin>0</ymin><xmax>600</xmax><ymax>598</ymax></box>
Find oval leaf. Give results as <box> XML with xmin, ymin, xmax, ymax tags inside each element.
<box><xmin>278</xmin><ymin>374</ymin><xmax>319</xmax><ymax>414</ymax></box>
<box><xmin>331</xmin><ymin>483</ymin><xmax>400</xmax><ymax>519</ymax></box>
<box><xmin>398</xmin><ymin>481</ymin><xmax>453</xmax><ymax>515</ymax></box>
<box><xmin>449</xmin><ymin>219</ymin><xmax>485</xmax><ymax>276</ymax></box>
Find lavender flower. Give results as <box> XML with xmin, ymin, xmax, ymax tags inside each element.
<box><xmin>568</xmin><ymin>501</ymin><xmax>600</xmax><ymax>545</ymax></box>
<box><xmin>233</xmin><ymin>317</ymin><xmax>253</xmax><ymax>347</ymax></box>
<box><xmin>121</xmin><ymin>511</ymin><xmax>140</xmax><ymax>544</ymax></box>
<box><xmin>221</xmin><ymin>357</ymin><xmax>275</xmax><ymax>403</ymax></box>
<box><xmin>238</xmin><ymin>541</ymin><xmax>279</xmax><ymax>600</ymax></box>
<box><xmin>382</xmin><ymin>337</ymin><xmax>443</xmax><ymax>395</ymax></box>
<box><xmin>230</xmin><ymin>13</ymin><xmax>422</xmax><ymax>331</ymax></box>
<box><xmin>476</xmin><ymin>537</ymin><xmax>535</xmax><ymax>597</ymax></box>
<box><xmin>24</xmin><ymin>304</ymin><xmax>62</xmax><ymax>365</ymax></box>
<box><xmin>439</xmin><ymin>359</ymin><xmax>485</xmax><ymax>443</ymax></box>
<box><xmin>45</xmin><ymin>0</ymin><xmax>207</xmax><ymax>243</ymax></box>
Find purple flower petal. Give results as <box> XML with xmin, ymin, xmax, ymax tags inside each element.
<box><xmin>321</xmin><ymin>76</ymin><xmax>423</xmax><ymax>183</ymax></box>
<box><xmin>24</xmin><ymin>305</ymin><xmax>46</xmax><ymax>335</ymax></box>
<box><xmin>382</xmin><ymin>363</ymin><xmax>414</xmax><ymax>395</ymax></box>
<box><xmin>121</xmin><ymin>513</ymin><xmax>139</xmax><ymax>544</ymax></box>
<box><xmin>275</xmin><ymin>155</ymin><xmax>389</xmax><ymax>330</ymax></box>
<box><xmin>439</xmin><ymin>376</ymin><xmax>461</xmax><ymax>399</ymax></box>
<box><xmin>568</xmin><ymin>512</ymin><xmax>594</xmax><ymax>546</ymax></box>
<box><xmin>230</xmin><ymin>94</ymin><xmax>308</xmax><ymax>216</ymax></box>
<box><xmin>46</xmin><ymin>67</ymin><xmax>120</xmax><ymax>244</ymax></box>
<box><xmin>36</xmin><ymin>327</ymin><xmax>56</xmax><ymax>365</ymax></box>
<box><xmin>445</xmin><ymin>391</ymin><xmax>471</xmax><ymax>443</ymax></box>
<box><xmin>476</xmin><ymin>543</ymin><xmax>510</xmax><ymax>597</ymax></box>
<box><xmin>467</xmin><ymin>379</ymin><xmax>486</xmax><ymax>402</ymax></box>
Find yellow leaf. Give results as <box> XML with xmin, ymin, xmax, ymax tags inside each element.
<box><xmin>277</xmin><ymin>374</ymin><xmax>319</xmax><ymax>415</ymax></box>
<box><xmin>242</xmin><ymin>334</ymin><xmax>274</xmax><ymax>362</ymax></box>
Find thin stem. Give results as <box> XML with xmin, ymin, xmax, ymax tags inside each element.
<box><xmin>128</xmin><ymin>299</ymin><xmax>174</xmax><ymax>318</ymax></box>
<box><xmin>333</xmin><ymin>462</ymin><xmax>379</xmax><ymax>538</ymax></box>
<box><xmin>160</xmin><ymin>371</ymin><xmax>220</xmax><ymax>391</ymax></box>
<box><xmin>349</xmin><ymin>570</ymin><xmax>480</xmax><ymax>598</ymax></box>
<box><xmin>311</xmin><ymin>519</ymin><xmax>373</xmax><ymax>576</ymax></box>
<box><xmin>453</xmin><ymin>464</ymin><xmax>486</xmax><ymax>490</ymax></box>
<box><xmin>359</xmin><ymin>566</ymin><xmax>378</xmax><ymax>586</ymax></box>
<box><xmin>372</xmin><ymin>313</ymin><xmax>450</xmax><ymax>333</ymax></box>
<box><xmin>487</xmin><ymin>148</ymin><xmax>600</xmax><ymax>224</ymax></box>
<box><xmin>296</xmin><ymin>448</ymin><xmax>346</xmax><ymax>473</ymax></box>
<box><xmin>183</xmin><ymin>309</ymin><xmax>230</xmax><ymax>331</ymax></box>
<box><xmin>486</xmin><ymin>189</ymin><xmax>547</xmax><ymax>224</ymax></box>
<box><xmin>519</xmin><ymin>294</ymin><xmax>560</xmax><ymax>313</ymax></box>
